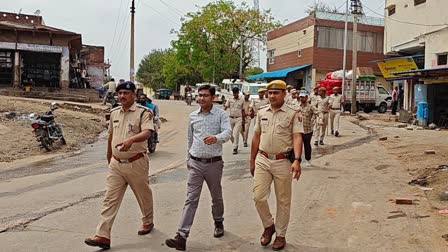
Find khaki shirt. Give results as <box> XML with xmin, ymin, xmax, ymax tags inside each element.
<box><xmin>225</xmin><ymin>97</ymin><xmax>244</xmax><ymax>117</ymax></box>
<box><xmin>317</xmin><ymin>96</ymin><xmax>330</xmax><ymax>113</ymax></box>
<box><xmin>286</xmin><ymin>96</ymin><xmax>299</xmax><ymax>108</ymax></box>
<box><xmin>329</xmin><ymin>94</ymin><xmax>343</xmax><ymax>109</ymax></box>
<box><xmin>310</xmin><ymin>93</ymin><xmax>320</xmax><ymax>107</ymax></box>
<box><xmin>243</xmin><ymin>99</ymin><xmax>251</xmax><ymax>115</ymax></box>
<box><xmin>108</xmin><ymin>103</ymin><xmax>154</xmax><ymax>159</ymax></box>
<box><xmin>254</xmin><ymin>103</ymin><xmax>304</xmax><ymax>154</ymax></box>
<box><xmin>250</xmin><ymin>98</ymin><xmax>269</xmax><ymax>114</ymax></box>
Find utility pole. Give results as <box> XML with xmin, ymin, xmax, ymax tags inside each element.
<box><xmin>342</xmin><ymin>0</ymin><xmax>349</xmax><ymax>102</ymax></box>
<box><xmin>350</xmin><ymin>0</ymin><xmax>361</xmax><ymax>114</ymax></box>
<box><xmin>107</xmin><ymin>58</ymin><xmax>111</xmax><ymax>80</ymax></box>
<box><xmin>130</xmin><ymin>0</ymin><xmax>135</xmax><ymax>82</ymax></box>
<box><xmin>239</xmin><ymin>35</ymin><xmax>243</xmax><ymax>79</ymax></box>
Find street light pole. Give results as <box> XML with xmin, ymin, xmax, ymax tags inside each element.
<box><xmin>350</xmin><ymin>0</ymin><xmax>361</xmax><ymax>115</ymax></box>
<box><xmin>342</xmin><ymin>0</ymin><xmax>348</xmax><ymax>102</ymax></box>
<box><xmin>130</xmin><ymin>0</ymin><xmax>135</xmax><ymax>82</ymax></box>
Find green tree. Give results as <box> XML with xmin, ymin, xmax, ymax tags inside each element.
<box><xmin>136</xmin><ymin>49</ymin><xmax>170</xmax><ymax>90</ymax></box>
<box><xmin>305</xmin><ymin>1</ymin><xmax>340</xmax><ymax>15</ymax></box>
<box><xmin>172</xmin><ymin>1</ymin><xmax>280</xmax><ymax>83</ymax></box>
<box><xmin>245</xmin><ymin>67</ymin><xmax>264</xmax><ymax>78</ymax></box>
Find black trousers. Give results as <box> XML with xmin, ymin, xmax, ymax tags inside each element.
<box><xmin>302</xmin><ymin>132</ymin><xmax>313</xmax><ymax>161</ymax></box>
<box><xmin>391</xmin><ymin>101</ymin><xmax>398</xmax><ymax>115</ymax></box>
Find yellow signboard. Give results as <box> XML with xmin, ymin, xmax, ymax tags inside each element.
<box><xmin>377</xmin><ymin>57</ymin><xmax>419</xmax><ymax>79</ymax></box>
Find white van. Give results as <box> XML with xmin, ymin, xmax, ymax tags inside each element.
<box><xmin>241</xmin><ymin>83</ymin><xmax>268</xmax><ymax>100</ymax></box>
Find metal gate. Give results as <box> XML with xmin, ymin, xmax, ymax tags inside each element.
<box><xmin>0</xmin><ymin>51</ymin><xmax>13</xmax><ymax>86</ymax></box>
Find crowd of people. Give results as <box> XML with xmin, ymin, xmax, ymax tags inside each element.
<box><xmin>83</xmin><ymin>80</ymin><xmax>344</xmax><ymax>251</ymax></box>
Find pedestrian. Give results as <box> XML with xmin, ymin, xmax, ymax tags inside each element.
<box><xmin>398</xmin><ymin>86</ymin><xmax>404</xmax><ymax>110</ymax></box>
<box><xmin>165</xmin><ymin>84</ymin><xmax>231</xmax><ymax>251</ymax></box>
<box><xmin>241</xmin><ymin>91</ymin><xmax>252</xmax><ymax>147</ymax></box>
<box><xmin>391</xmin><ymin>86</ymin><xmax>398</xmax><ymax>115</ymax></box>
<box><xmin>102</xmin><ymin>78</ymin><xmax>117</xmax><ymax>105</ymax></box>
<box><xmin>329</xmin><ymin>87</ymin><xmax>343</xmax><ymax>137</ymax></box>
<box><xmin>84</xmin><ymin>81</ymin><xmax>155</xmax><ymax>250</ymax></box>
<box><xmin>314</xmin><ymin>87</ymin><xmax>330</xmax><ymax>146</ymax></box>
<box><xmin>223</xmin><ymin>87</ymin><xmax>245</xmax><ymax>154</ymax></box>
<box><xmin>250</xmin><ymin>80</ymin><xmax>304</xmax><ymax>251</ymax></box>
<box><xmin>297</xmin><ymin>91</ymin><xmax>316</xmax><ymax>167</ymax></box>
<box><xmin>81</xmin><ymin>68</ymin><xmax>87</xmax><ymax>88</ymax></box>
<box><xmin>249</xmin><ymin>88</ymin><xmax>269</xmax><ymax>119</ymax></box>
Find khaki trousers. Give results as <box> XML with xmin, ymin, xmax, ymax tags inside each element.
<box><xmin>253</xmin><ymin>154</ymin><xmax>293</xmax><ymax>237</ymax></box>
<box><xmin>230</xmin><ymin>117</ymin><xmax>242</xmax><ymax>149</ymax></box>
<box><xmin>314</xmin><ymin>112</ymin><xmax>329</xmax><ymax>142</ymax></box>
<box><xmin>96</xmin><ymin>155</ymin><xmax>153</xmax><ymax>239</ymax></box>
<box><xmin>240</xmin><ymin>117</ymin><xmax>251</xmax><ymax>144</ymax></box>
<box><xmin>330</xmin><ymin>109</ymin><xmax>341</xmax><ymax>132</ymax></box>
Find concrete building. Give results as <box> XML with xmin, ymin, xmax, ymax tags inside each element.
<box><xmin>0</xmin><ymin>11</ymin><xmax>106</xmax><ymax>98</ymax></box>
<box><xmin>382</xmin><ymin>0</ymin><xmax>448</xmax><ymax>125</ymax></box>
<box><xmin>248</xmin><ymin>12</ymin><xmax>386</xmax><ymax>90</ymax></box>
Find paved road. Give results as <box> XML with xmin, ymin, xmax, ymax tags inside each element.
<box><xmin>1</xmin><ymin>101</ymin><xmax>447</xmax><ymax>251</ymax></box>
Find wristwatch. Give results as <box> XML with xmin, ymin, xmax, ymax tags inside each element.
<box><xmin>294</xmin><ymin>157</ymin><xmax>302</xmax><ymax>163</ymax></box>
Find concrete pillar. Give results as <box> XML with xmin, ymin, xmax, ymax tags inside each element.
<box><xmin>60</xmin><ymin>47</ymin><xmax>70</xmax><ymax>90</ymax></box>
<box><xmin>13</xmin><ymin>51</ymin><xmax>20</xmax><ymax>89</ymax></box>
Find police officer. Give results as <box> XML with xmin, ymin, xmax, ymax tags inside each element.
<box><xmin>224</xmin><ymin>87</ymin><xmax>245</xmax><ymax>154</ymax></box>
<box><xmin>329</xmin><ymin>86</ymin><xmax>343</xmax><ymax>137</ymax></box>
<box><xmin>250</xmin><ymin>80</ymin><xmax>304</xmax><ymax>251</ymax></box>
<box><xmin>249</xmin><ymin>88</ymin><xmax>269</xmax><ymax>118</ymax></box>
<box><xmin>241</xmin><ymin>91</ymin><xmax>252</xmax><ymax>147</ymax></box>
<box><xmin>314</xmin><ymin>87</ymin><xmax>330</xmax><ymax>145</ymax></box>
<box><xmin>286</xmin><ymin>89</ymin><xmax>299</xmax><ymax>108</ymax></box>
<box><xmin>85</xmin><ymin>81</ymin><xmax>155</xmax><ymax>250</ymax></box>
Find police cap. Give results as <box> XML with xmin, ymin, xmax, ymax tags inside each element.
<box><xmin>116</xmin><ymin>81</ymin><xmax>136</xmax><ymax>92</ymax></box>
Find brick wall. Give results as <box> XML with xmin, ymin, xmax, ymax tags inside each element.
<box><xmin>313</xmin><ymin>48</ymin><xmax>383</xmax><ymax>73</ymax></box>
<box><xmin>268</xmin><ymin>16</ymin><xmax>315</xmax><ymax>40</ymax></box>
<box><xmin>267</xmin><ymin>47</ymin><xmax>314</xmax><ymax>72</ymax></box>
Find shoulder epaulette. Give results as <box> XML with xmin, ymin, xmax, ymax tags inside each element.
<box><xmin>136</xmin><ymin>104</ymin><xmax>151</xmax><ymax>111</ymax></box>
<box><xmin>110</xmin><ymin>106</ymin><xmax>122</xmax><ymax>112</ymax></box>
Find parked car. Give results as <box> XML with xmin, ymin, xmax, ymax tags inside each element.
<box><xmin>156</xmin><ymin>89</ymin><xmax>172</xmax><ymax>100</ymax></box>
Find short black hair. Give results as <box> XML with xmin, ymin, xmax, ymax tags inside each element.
<box><xmin>198</xmin><ymin>85</ymin><xmax>216</xmax><ymax>96</ymax></box>
<box><xmin>111</xmin><ymin>78</ymin><xmax>115</xmax><ymax>81</ymax></box>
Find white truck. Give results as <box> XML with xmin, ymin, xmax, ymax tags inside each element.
<box><xmin>342</xmin><ymin>80</ymin><xmax>392</xmax><ymax>113</ymax></box>
<box><xmin>241</xmin><ymin>82</ymin><xmax>267</xmax><ymax>100</ymax></box>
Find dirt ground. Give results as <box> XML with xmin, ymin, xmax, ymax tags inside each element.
<box><xmin>0</xmin><ymin>97</ymin><xmax>105</xmax><ymax>163</ymax></box>
<box><xmin>348</xmin><ymin>112</ymin><xmax>448</xmax><ymax>211</ymax></box>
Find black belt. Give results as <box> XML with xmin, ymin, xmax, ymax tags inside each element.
<box><xmin>229</xmin><ymin>116</ymin><xmax>241</xmax><ymax>119</ymax></box>
<box><xmin>190</xmin><ymin>155</ymin><xmax>222</xmax><ymax>163</ymax></box>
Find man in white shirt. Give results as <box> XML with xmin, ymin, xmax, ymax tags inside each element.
<box><xmin>102</xmin><ymin>78</ymin><xmax>117</xmax><ymax>105</ymax></box>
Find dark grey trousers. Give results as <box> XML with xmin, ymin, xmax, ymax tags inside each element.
<box><xmin>177</xmin><ymin>159</ymin><xmax>224</xmax><ymax>239</ymax></box>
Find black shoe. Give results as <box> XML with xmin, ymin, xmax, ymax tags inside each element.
<box><xmin>233</xmin><ymin>149</ymin><xmax>238</xmax><ymax>155</ymax></box>
<box><xmin>335</xmin><ymin>131</ymin><xmax>339</xmax><ymax>137</ymax></box>
<box><xmin>165</xmin><ymin>234</ymin><xmax>186</xmax><ymax>251</ymax></box>
<box><xmin>331</xmin><ymin>130</ymin><xmax>334</xmax><ymax>135</ymax></box>
<box><xmin>214</xmin><ymin>222</ymin><xmax>224</xmax><ymax>238</ymax></box>
<box><xmin>319</xmin><ymin>141</ymin><xmax>324</xmax><ymax>145</ymax></box>
<box><xmin>244</xmin><ymin>142</ymin><xmax>248</xmax><ymax>147</ymax></box>
<box><xmin>314</xmin><ymin>141</ymin><xmax>318</xmax><ymax>146</ymax></box>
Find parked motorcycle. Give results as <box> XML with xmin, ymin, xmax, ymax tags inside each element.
<box><xmin>186</xmin><ymin>92</ymin><xmax>192</xmax><ymax>106</ymax></box>
<box><xmin>31</xmin><ymin>101</ymin><xmax>66</xmax><ymax>151</ymax></box>
<box><xmin>105</xmin><ymin>92</ymin><xmax>118</xmax><ymax>106</ymax></box>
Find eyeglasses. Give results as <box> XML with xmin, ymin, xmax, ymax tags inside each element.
<box><xmin>198</xmin><ymin>94</ymin><xmax>211</xmax><ymax>97</ymax></box>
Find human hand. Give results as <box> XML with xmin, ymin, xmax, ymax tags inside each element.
<box><xmin>250</xmin><ymin>159</ymin><xmax>255</xmax><ymax>177</ymax></box>
<box><xmin>116</xmin><ymin>138</ymin><xmax>134</xmax><ymax>152</ymax></box>
<box><xmin>290</xmin><ymin>161</ymin><xmax>302</xmax><ymax>181</ymax></box>
<box><xmin>203</xmin><ymin>136</ymin><xmax>217</xmax><ymax>145</ymax></box>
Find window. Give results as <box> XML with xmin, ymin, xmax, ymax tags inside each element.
<box><xmin>437</xmin><ymin>54</ymin><xmax>448</xmax><ymax>66</ymax></box>
<box><xmin>378</xmin><ymin>87</ymin><xmax>389</xmax><ymax>95</ymax></box>
<box><xmin>298</xmin><ymin>49</ymin><xmax>302</xmax><ymax>58</ymax></box>
<box><xmin>268</xmin><ymin>49</ymin><xmax>275</xmax><ymax>64</ymax></box>
<box><xmin>388</xmin><ymin>5</ymin><xmax>396</xmax><ymax>16</ymax></box>
<box><xmin>414</xmin><ymin>0</ymin><xmax>426</xmax><ymax>6</ymax></box>
<box><xmin>317</xmin><ymin>27</ymin><xmax>383</xmax><ymax>53</ymax></box>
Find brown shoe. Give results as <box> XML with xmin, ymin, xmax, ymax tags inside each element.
<box><xmin>272</xmin><ymin>236</ymin><xmax>286</xmax><ymax>251</ymax></box>
<box><xmin>138</xmin><ymin>223</ymin><xmax>154</xmax><ymax>235</ymax></box>
<box><xmin>260</xmin><ymin>224</ymin><xmax>276</xmax><ymax>246</ymax></box>
<box><xmin>84</xmin><ymin>235</ymin><xmax>110</xmax><ymax>250</ymax></box>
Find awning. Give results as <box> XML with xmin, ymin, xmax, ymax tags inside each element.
<box><xmin>392</xmin><ymin>67</ymin><xmax>448</xmax><ymax>78</ymax></box>
<box><xmin>247</xmin><ymin>64</ymin><xmax>311</xmax><ymax>80</ymax></box>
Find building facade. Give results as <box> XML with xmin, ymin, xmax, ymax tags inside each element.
<box><xmin>257</xmin><ymin>12</ymin><xmax>385</xmax><ymax>90</ymax></box>
<box><xmin>383</xmin><ymin>0</ymin><xmax>448</xmax><ymax>125</ymax></box>
<box><xmin>0</xmin><ymin>11</ymin><xmax>105</xmax><ymax>92</ymax></box>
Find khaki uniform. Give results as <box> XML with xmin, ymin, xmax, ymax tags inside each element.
<box><xmin>309</xmin><ymin>93</ymin><xmax>319</xmax><ymax>134</ymax></box>
<box><xmin>314</xmin><ymin>96</ymin><xmax>330</xmax><ymax>142</ymax></box>
<box><xmin>250</xmin><ymin>98</ymin><xmax>270</xmax><ymax>115</ymax></box>
<box><xmin>225</xmin><ymin>97</ymin><xmax>244</xmax><ymax>150</ymax></box>
<box><xmin>96</xmin><ymin>103</ymin><xmax>154</xmax><ymax>239</ymax></box>
<box><xmin>329</xmin><ymin>94</ymin><xmax>343</xmax><ymax>133</ymax></box>
<box><xmin>253</xmin><ymin>103</ymin><xmax>304</xmax><ymax>237</ymax></box>
<box><xmin>241</xmin><ymin>99</ymin><xmax>252</xmax><ymax>144</ymax></box>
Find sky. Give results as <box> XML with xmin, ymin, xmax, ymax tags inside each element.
<box><xmin>2</xmin><ymin>0</ymin><xmax>385</xmax><ymax>81</ymax></box>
